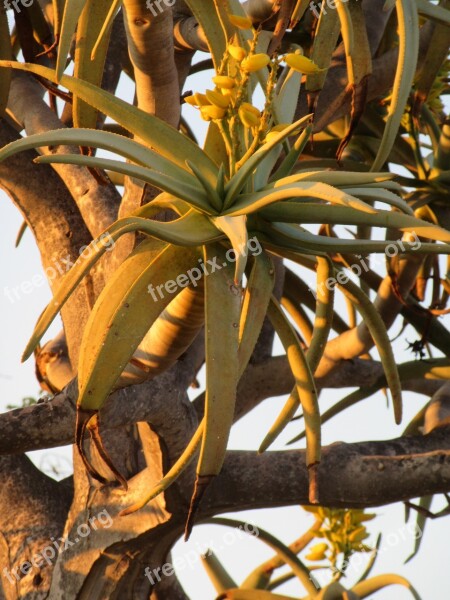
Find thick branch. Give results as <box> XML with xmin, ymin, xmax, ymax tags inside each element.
<box><xmin>0</xmin><ymin>356</ymin><xmax>442</xmax><ymax>456</ymax></box>
<box><xmin>0</xmin><ymin>119</ymin><xmax>93</xmax><ymax>361</ymax></box>
<box><xmin>0</xmin><ymin>455</ymin><xmax>71</xmax><ymax>598</ymax></box>
<box><xmin>200</xmin><ymin>426</ymin><xmax>450</xmax><ymax>515</ymax></box>
<box><xmin>123</xmin><ymin>0</ymin><xmax>180</xmax><ymax>128</ymax></box>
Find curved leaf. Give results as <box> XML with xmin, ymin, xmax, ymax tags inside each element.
<box><xmin>337</xmin><ymin>277</ymin><xmax>403</xmax><ymax>423</ymax></box>
<box><xmin>0</xmin><ymin>61</ymin><xmax>219</xmax><ymax>183</ymax></box>
<box><xmin>352</xmin><ymin>574</ymin><xmax>421</xmax><ymax>599</ymax></box>
<box><xmin>224</xmin><ymin>115</ymin><xmax>312</xmax><ymax>207</ymax></box>
<box><xmin>78</xmin><ymin>243</ymin><xmax>201</xmax><ymax>410</ymax></box>
<box><xmin>186</xmin><ymin>243</ymin><xmax>242</xmax><ymax>539</ymax></box>
<box><xmin>35</xmin><ymin>154</ymin><xmax>214</xmax><ymax>213</ymax></box>
<box><xmin>371</xmin><ymin>0</ymin><xmax>419</xmax><ymax>171</ymax></box>
<box><xmin>120</xmin><ymin>420</ymin><xmax>204</xmax><ymax>515</ymax></box>
<box><xmin>0</xmin><ymin>128</ymin><xmax>202</xmax><ymax>190</ymax></box>
<box><xmin>267</xmin><ymin>298</ymin><xmax>320</xmax><ymax>503</ymax></box>
<box><xmin>204</xmin><ymin>517</ymin><xmax>319</xmax><ymax>597</ymax></box>
<box><xmin>73</xmin><ymin>0</ymin><xmax>114</xmax><ymax>128</ymax></box>
<box><xmin>225</xmin><ymin>182</ymin><xmax>377</xmax><ymax>217</ymax></box>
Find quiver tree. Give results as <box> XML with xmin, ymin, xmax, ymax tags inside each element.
<box><xmin>1</xmin><ymin>1</ymin><xmax>450</xmax><ymax>598</ymax></box>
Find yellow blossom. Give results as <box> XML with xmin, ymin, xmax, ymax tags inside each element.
<box><xmin>228</xmin><ymin>14</ymin><xmax>253</xmax><ymax>29</ymax></box>
<box><xmin>184</xmin><ymin>93</ymin><xmax>209</xmax><ymax>107</ymax></box>
<box><xmin>205</xmin><ymin>89</ymin><xmax>231</xmax><ymax>109</ymax></box>
<box><xmin>228</xmin><ymin>44</ymin><xmax>247</xmax><ymax>62</ymax></box>
<box><xmin>212</xmin><ymin>75</ymin><xmax>236</xmax><ymax>90</ymax></box>
<box><xmin>241</xmin><ymin>53</ymin><xmax>270</xmax><ymax>72</ymax></box>
<box><xmin>200</xmin><ymin>105</ymin><xmax>226</xmax><ymax>121</ymax></box>
<box><xmin>305</xmin><ymin>543</ymin><xmax>328</xmax><ymax>561</ymax></box>
<box><xmin>284</xmin><ymin>53</ymin><xmax>323</xmax><ymax>75</ymax></box>
<box><xmin>239</xmin><ymin>103</ymin><xmax>260</xmax><ymax>128</ymax></box>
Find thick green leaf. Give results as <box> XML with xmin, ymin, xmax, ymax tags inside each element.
<box><xmin>56</xmin><ymin>0</ymin><xmax>88</xmax><ymax>80</ymax></box>
<box><xmin>267</xmin><ymin>298</ymin><xmax>320</xmax><ymax>502</ymax></box>
<box><xmin>269</xmin><ymin>222</ymin><xmax>450</xmax><ymax>254</ymax></box>
<box><xmin>224</xmin><ymin>116</ymin><xmax>312</xmax><ymax>206</ymax></box>
<box><xmin>0</xmin><ymin>128</ymin><xmax>202</xmax><ymax>190</ymax></box>
<box><xmin>265</xmin><ymin>171</ymin><xmax>395</xmax><ymax>189</ymax></box>
<box><xmin>35</xmin><ymin>154</ymin><xmax>215</xmax><ymax>213</ymax></box>
<box><xmin>352</xmin><ymin>574</ymin><xmax>421</xmax><ymax>599</ymax></box>
<box><xmin>22</xmin><ymin>213</ymin><xmax>220</xmax><ymax>361</ymax></box>
<box><xmin>238</xmin><ymin>250</ymin><xmax>275</xmax><ymax>375</ymax></box>
<box><xmin>260</xmin><ymin>203</ymin><xmax>442</xmax><ymax>234</ymax></box>
<box><xmin>196</xmin><ymin>243</ymin><xmax>241</xmax><ymax>476</ymax></box>
<box><xmin>186</xmin><ymin>243</ymin><xmax>242</xmax><ymax>538</ymax></box>
<box><xmin>73</xmin><ymin>0</ymin><xmax>113</xmax><ymax>128</ymax></box>
<box><xmin>225</xmin><ymin>182</ymin><xmax>377</xmax><ymax>217</ymax></box>
<box><xmin>341</xmin><ymin>187</ymin><xmax>413</xmax><ymax>214</ymax></box>
<box><xmin>0</xmin><ymin>61</ymin><xmax>219</xmax><ymax>183</ymax></box>
<box><xmin>417</xmin><ymin>0</ymin><xmax>450</xmax><ymax>25</ymax></box>
<box><xmin>78</xmin><ymin>243</ymin><xmax>201</xmax><ymax>410</ymax></box>
<box><xmin>204</xmin><ymin>517</ymin><xmax>318</xmax><ymax>597</ymax></box>
<box><xmin>201</xmin><ymin>551</ymin><xmax>237</xmax><ymax>593</ymax></box>
<box><xmin>307</xmin><ymin>256</ymin><xmax>335</xmax><ymax>374</ymax></box>
<box><xmin>371</xmin><ymin>0</ymin><xmax>419</xmax><ymax>171</ymax></box>
<box><xmin>213</xmin><ymin>215</ymin><xmax>248</xmax><ymax>283</ymax></box>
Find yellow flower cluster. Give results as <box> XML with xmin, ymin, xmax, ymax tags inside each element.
<box><xmin>183</xmin><ymin>12</ymin><xmax>325</xmax><ymax>172</ymax></box>
<box><xmin>303</xmin><ymin>506</ymin><xmax>375</xmax><ymax>567</ymax></box>
<box><xmin>184</xmin><ymin>35</ymin><xmax>268</xmax><ymax>129</ymax></box>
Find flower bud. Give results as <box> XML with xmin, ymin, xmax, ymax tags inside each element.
<box><xmin>264</xmin><ymin>123</ymin><xmax>294</xmax><ymax>143</ymax></box>
<box><xmin>241</xmin><ymin>53</ymin><xmax>270</xmax><ymax>72</ymax></box>
<box><xmin>184</xmin><ymin>92</ymin><xmax>209</xmax><ymax>107</ymax></box>
<box><xmin>212</xmin><ymin>75</ymin><xmax>236</xmax><ymax>90</ymax></box>
<box><xmin>284</xmin><ymin>53</ymin><xmax>323</xmax><ymax>75</ymax></box>
<box><xmin>239</xmin><ymin>103</ymin><xmax>260</xmax><ymax>128</ymax></box>
<box><xmin>205</xmin><ymin>89</ymin><xmax>231</xmax><ymax>109</ymax></box>
<box><xmin>228</xmin><ymin>44</ymin><xmax>247</xmax><ymax>62</ymax></box>
<box><xmin>229</xmin><ymin>14</ymin><xmax>253</xmax><ymax>29</ymax></box>
<box><xmin>200</xmin><ymin>105</ymin><xmax>226</xmax><ymax>121</ymax></box>
<box><xmin>305</xmin><ymin>543</ymin><xmax>328</xmax><ymax>561</ymax></box>
<box><xmin>348</xmin><ymin>526</ymin><xmax>369</xmax><ymax>543</ymax></box>
<box><xmin>241</xmin><ymin>102</ymin><xmax>260</xmax><ymax>116</ymax></box>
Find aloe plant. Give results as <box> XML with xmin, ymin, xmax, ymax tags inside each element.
<box><xmin>0</xmin><ymin>1</ymin><xmax>449</xmax><ymax>598</ymax></box>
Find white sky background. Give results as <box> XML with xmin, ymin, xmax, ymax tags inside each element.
<box><xmin>1</xmin><ymin>46</ymin><xmax>450</xmax><ymax>600</ymax></box>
